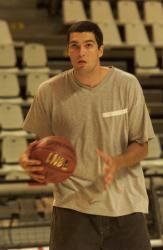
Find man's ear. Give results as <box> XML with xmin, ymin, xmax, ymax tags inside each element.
<box><xmin>99</xmin><ymin>45</ymin><xmax>104</xmax><ymax>58</ymax></box>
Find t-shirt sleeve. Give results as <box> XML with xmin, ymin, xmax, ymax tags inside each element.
<box><xmin>128</xmin><ymin>77</ymin><xmax>155</xmax><ymax>144</ymax></box>
<box><xmin>23</xmin><ymin>84</ymin><xmax>53</xmax><ymax>139</ymax></box>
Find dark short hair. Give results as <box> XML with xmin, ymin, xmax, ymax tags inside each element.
<box><xmin>67</xmin><ymin>21</ymin><xmax>103</xmax><ymax>48</ymax></box>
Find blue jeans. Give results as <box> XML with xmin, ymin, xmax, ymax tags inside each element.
<box><xmin>50</xmin><ymin>207</ymin><xmax>152</xmax><ymax>250</ymax></box>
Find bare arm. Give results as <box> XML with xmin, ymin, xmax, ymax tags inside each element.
<box><xmin>97</xmin><ymin>142</ymin><xmax>148</xmax><ymax>188</ymax></box>
<box><xmin>114</xmin><ymin>142</ymin><xmax>148</xmax><ymax>169</ymax></box>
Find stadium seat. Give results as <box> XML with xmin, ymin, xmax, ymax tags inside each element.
<box><xmin>0</xmin><ymin>19</ymin><xmax>13</xmax><ymax>45</ymax></box>
<box><xmin>134</xmin><ymin>45</ymin><xmax>163</xmax><ymax>75</ymax></box>
<box><xmin>141</xmin><ymin>135</ymin><xmax>163</xmax><ymax>174</ymax></box>
<box><xmin>0</xmin><ymin>104</ymin><xmax>27</xmax><ymax>137</ymax></box>
<box><xmin>22</xmin><ymin>43</ymin><xmax>50</xmax><ymax>73</ymax></box>
<box><xmin>90</xmin><ymin>0</ymin><xmax>115</xmax><ymax>23</ymax></box>
<box><xmin>0</xmin><ymin>135</ymin><xmax>29</xmax><ymax>180</ymax></box>
<box><xmin>125</xmin><ymin>22</ymin><xmax>150</xmax><ymax>46</ymax></box>
<box><xmin>26</xmin><ymin>72</ymin><xmax>49</xmax><ymax>104</ymax></box>
<box><xmin>62</xmin><ymin>0</ymin><xmax>87</xmax><ymax>24</ymax></box>
<box><xmin>117</xmin><ymin>0</ymin><xmax>142</xmax><ymax>24</ymax></box>
<box><xmin>0</xmin><ymin>44</ymin><xmax>19</xmax><ymax>73</ymax></box>
<box><xmin>97</xmin><ymin>22</ymin><xmax>123</xmax><ymax>47</ymax></box>
<box><xmin>1</xmin><ymin>135</ymin><xmax>27</xmax><ymax>164</ymax></box>
<box><xmin>147</xmin><ymin>135</ymin><xmax>162</xmax><ymax>159</ymax></box>
<box><xmin>0</xmin><ymin>73</ymin><xmax>23</xmax><ymax>104</ymax></box>
<box><xmin>4</xmin><ymin>171</ymin><xmax>30</xmax><ymax>180</ymax></box>
<box><xmin>152</xmin><ymin>23</ymin><xmax>163</xmax><ymax>46</ymax></box>
<box><xmin>144</xmin><ymin>1</ymin><xmax>163</xmax><ymax>24</ymax></box>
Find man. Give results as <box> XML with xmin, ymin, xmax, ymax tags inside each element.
<box><xmin>20</xmin><ymin>21</ymin><xmax>155</xmax><ymax>250</ymax></box>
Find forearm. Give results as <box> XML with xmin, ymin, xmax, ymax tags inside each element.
<box><xmin>114</xmin><ymin>142</ymin><xmax>148</xmax><ymax>170</ymax></box>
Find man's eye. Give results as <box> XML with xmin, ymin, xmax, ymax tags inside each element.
<box><xmin>85</xmin><ymin>43</ymin><xmax>93</xmax><ymax>48</ymax></box>
<box><xmin>70</xmin><ymin>44</ymin><xmax>78</xmax><ymax>49</ymax></box>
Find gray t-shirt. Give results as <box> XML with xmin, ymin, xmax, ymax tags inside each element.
<box><xmin>23</xmin><ymin>67</ymin><xmax>155</xmax><ymax>216</ymax></box>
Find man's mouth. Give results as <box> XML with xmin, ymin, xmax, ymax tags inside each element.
<box><xmin>78</xmin><ymin>60</ymin><xmax>86</xmax><ymax>64</ymax></box>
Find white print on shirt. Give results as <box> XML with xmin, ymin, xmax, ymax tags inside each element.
<box><xmin>102</xmin><ymin>108</ymin><xmax>128</xmax><ymax>118</ymax></box>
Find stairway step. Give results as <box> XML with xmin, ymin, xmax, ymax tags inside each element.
<box><xmin>0</xmin><ymin>9</ymin><xmax>48</xmax><ymax>22</ymax></box>
<box><xmin>0</xmin><ymin>0</ymin><xmax>38</xmax><ymax>8</ymax></box>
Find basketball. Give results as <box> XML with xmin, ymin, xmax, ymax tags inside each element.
<box><xmin>29</xmin><ymin>136</ymin><xmax>77</xmax><ymax>183</ymax></box>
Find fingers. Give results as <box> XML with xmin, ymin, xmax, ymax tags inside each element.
<box><xmin>19</xmin><ymin>140</ymin><xmax>48</xmax><ymax>183</ymax></box>
<box><xmin>25</xmin><ymin>165</ymin><xmax>45</xmax><ymax>174</ymax></box>
<box><xmin>25</xmin><ymin>165</ymin><xmax>46</xmax><ymax>183</ymax></box>
<box><xmin>103</xmin><ymin>167</ymin><xmax>113</xmax><ymax>188</ymax></box>
<box><xmin>27</xmin><ymin>140</ymin><xmax>38</xmax><ymax>152</ymax></box>
<box><xmin>19</xmin><ymin>150</ymin><xmax>47</xmax><ymax>183</ymax></box>
<box><xmin>23</xmin><ymin>161</ymin><xmax>46</xmax><ymax>181</ymax></box>
<box><xmin>96</xmin><ymin>148</ymin><xmax>116</xmax><ymax>188</ymax></box>
<box><xmin>24</xmin><ymin>164</ymin><xmax>46</xmax><ymax>183</ymax></box>
<box><xmin>23</xmin><ymin>159</ymin><xmax>42</xmax><ymax>167</ymax></box>
<box><xmin>96</xmin><ymin>148</ymin><xmax>112</xmax><ymax>165</ymax></box>
<box><xmin>30</xmin><ymin>173</ymin><xmax>47</xmax><ymax>183</ymax></box>
<box><xmin>20</xmin><ymin>158</ymin><xmax>43</xmax><ymax>173</ymax></box>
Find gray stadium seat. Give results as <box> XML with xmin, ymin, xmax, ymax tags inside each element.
<box><xmin>152</xmin><ymin>23</ymin><xmax>163</xmax><ymax>46</ymax></box>
<box><xmin>22</xmin><ymin>43</ymin><xmax>50</xmax><ymax>73</ymax></box>
<box><xmin>125</xmin><ymin>22</ymin><xmax>150</xmax><ymax>46</ymax></box>
<box><xmin>90</xmin><ymin>0</ymin><xmax>115</xmax><ymax>23</ymax></box>
<box><xmin>0</xmin><ymin>73</ymin><xmax>23</xmax><ymax>104</ymax></box>
<box><xmin>97</xmin><ymin>22</ymin><xmax>123</xmax><ymax>47</ymax></box>
<box><xmin>0</xmin><ymin>104</ymin><xmax>27</xmax><ymax>137</ymax></box>
<box><xmin>0</xmin><ymin>19</ymin><xmax>13</xmax><ymax>45</ymax></box>
<box><xmin>4</xmin><ymin>171</ymin><xmax>30</xmax><ymax>181</ymax></box>
<box><xmin>26</xmin><ymin>72</ymin><xmax>49</xmax><ymax>104</ymax></box>
<box><xmin>62</xmin><ymin>0</ymin><xmax>87</xmax><ymax>25</ymax></box>
<box><xmin>1</xmin><ymin>135</ymin><xmax>27</xmax><ymax>164</ymax></box>
<box><xmin>0</xmin><ymin>44</ymin><xmax>19</xmax><ymax>73</ymax></box>
<box><xmin>144</xmin><ymin>1</ymin><xmax>163</xmax><ymax>24</ymax></box>
<box><xmin>134</xmin><ymin>45</ymin><xmax>163</xmax><ymax>75</ymax></box>
<box><xmin>117</xmin><ymin>0</ymin><xmax>142</xmax><ymax>24</ymax></box>
<box><xmin>147</xmin><ymin>135</ymin><xmax>162</xmax><ymax>159</ymax></box>
<box><xmin>0</xmin><ymin>135</ymin><xmax>29</xmax><ymax>180</ymax></box>
<box><xmin>141</xmin><ymin>135</ymin><xmax>163</xmax><ymax>174</ymax></box>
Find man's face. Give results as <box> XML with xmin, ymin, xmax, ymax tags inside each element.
<box><xmin>68</xmin><ymin>32</ymin><xmax>103</xmax><ymax>74</ymax></box>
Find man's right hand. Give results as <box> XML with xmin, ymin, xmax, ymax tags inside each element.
<box><xmin>19</xmin><ymin>140</ymin><xmax>46</xmax><ymax>183</ymax></box>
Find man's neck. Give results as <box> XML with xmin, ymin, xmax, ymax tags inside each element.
<box><xmin>74</xmin><ymin>66</ymin><xmax>109</xmax><ymax>88</ymax></box>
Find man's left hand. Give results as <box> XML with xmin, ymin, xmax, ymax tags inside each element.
<box><xmin>96</xmin><ymin>149</ymin><xmax>119</xmax><ymax>189</ymax></box>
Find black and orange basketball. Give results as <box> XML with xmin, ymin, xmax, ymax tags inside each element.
<box><xmin>29</xmin><ymin>136</ymin><xmax>77</xmax><ymax>183</ymax></box>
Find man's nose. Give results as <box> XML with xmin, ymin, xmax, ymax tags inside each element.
<box><xmin>79</xmin><ymin>46</ymin><xmax>86</xmax><ymax>56</ymax></box>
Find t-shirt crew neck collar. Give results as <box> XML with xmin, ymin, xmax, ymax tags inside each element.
<box><xmin>71</xmin><ymin>66</ymin><xmax>114</xmax><ymax>92</ymax></box>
